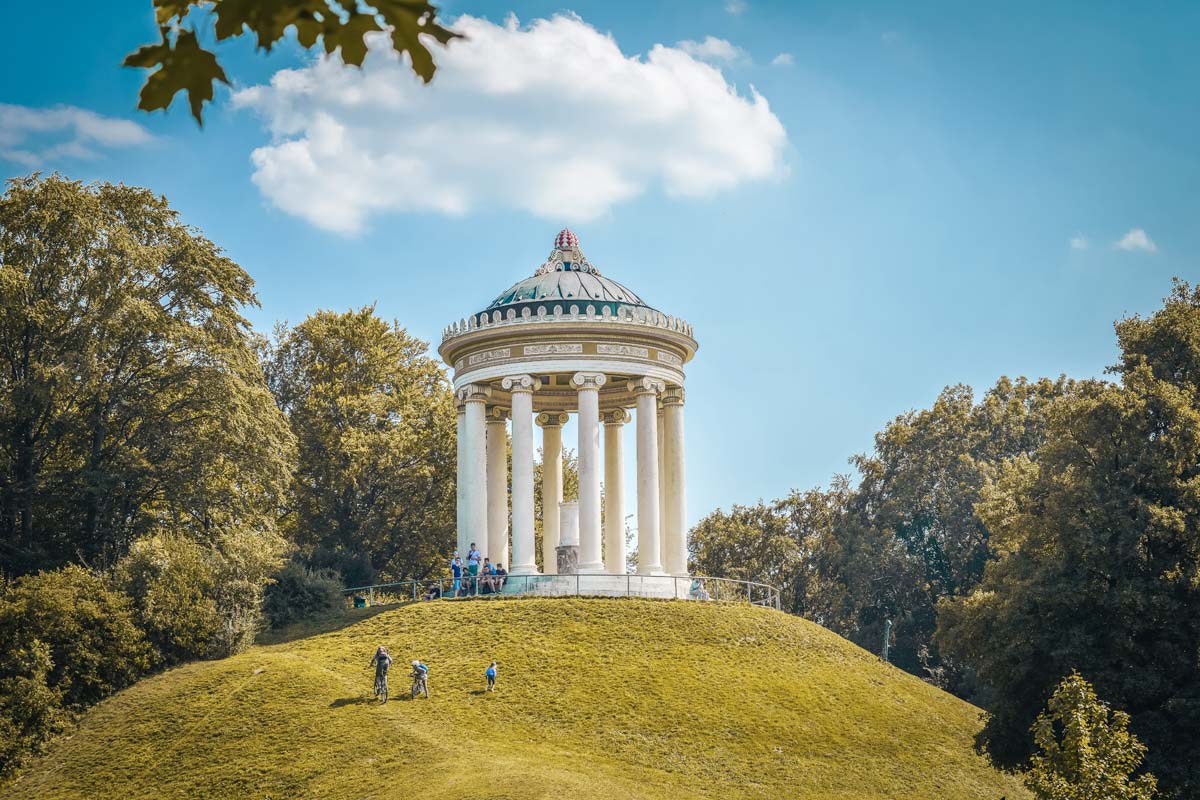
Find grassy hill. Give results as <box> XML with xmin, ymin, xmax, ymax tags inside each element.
<box><xmin>4</xmin><ymin>598</ymin><xmax>1027</xmax><ymax>800</ymax></box>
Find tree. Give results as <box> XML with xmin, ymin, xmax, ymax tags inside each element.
<box><xmin>937</xmin><ymin>282</ymin><xmax>1200</xmax><ymax>796</ymax></box>
<box><xmin>1026</xmin><ymin>673</ymin><xmax>1157</xmax><ymax>800</ymax></box>
<box><xmin>0</xmin><ymin>174</ymin><xmax>295</xmax><ymax>575</ymax></box>
<box><xmin>690</xmin><ymin>376</ymin><xmax>1072</xmax><ymax>691</ymax></box>
<box><xmin>264</xmin><ymin>307</ymin><xmax>456</xmax><ymax>584</ymax></box>
<box><xmin>125</xmin><ymin>0</ymin><xmax>460</xmax><ymax>124</ymax></box>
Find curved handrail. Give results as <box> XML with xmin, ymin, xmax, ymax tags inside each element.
<box><xmin>343</xmin><ymin>574</ymin><xmax>782</xmax><ymax>611</ymax></box>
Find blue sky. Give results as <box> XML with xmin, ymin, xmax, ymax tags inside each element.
<box><xmin>3</xmin><ymin>1</ymin><xmax>1197</xmax><ymax>526</ymax></box>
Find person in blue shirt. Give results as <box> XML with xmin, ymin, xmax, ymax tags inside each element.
<box><xmin>485</xmin><ymin>662</ymin><xmax>497</xmax><ymax>692</ymax></box>
<box><xmin>410</xmin><ymin>659</ymin><xmax>430</xmax><ymax>699</ymax></box>
<box><xmin>450</xmin><ymin>556</ymin><xmax>463</xmax><ymax>594</ymax></box>
<box><xmin>466</xmin><ymin>543</ymin><xmax>481</xmax><ymax>593</ymax></box>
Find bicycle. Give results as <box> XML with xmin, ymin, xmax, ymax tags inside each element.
<box><xmin>410</xmin><ymin>670</ymin><xmax>429</xmax><ymax>700</ymax></box>
<box><xmin>374</xmin><ymin>670</ymin><xmax>389</xmax><ymax>703</ymax></box>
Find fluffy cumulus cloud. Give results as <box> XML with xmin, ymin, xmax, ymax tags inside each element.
<box><xmin>233</xmin><ymin>14</ymin><xmax>787</xmax><ymax>234</ymax></box>
<box><xmin>0</xmin><ymin>104</ymin><xmax>152</xmax><ymax>166</ymax></box>
<box><xmin>1116</xmin><ymin>228</ymin><xmax>1157</xmax><ymax>253</ymax></box>
<box><xmin>771</xmin><ymin>53</ymin><xmax>794</xmax><ymax>67</ymax></box>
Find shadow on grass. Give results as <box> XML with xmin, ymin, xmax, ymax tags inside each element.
<box><xmin>258</xmin><ymin>602</ymin><xmax>420</xmax><ymax>646</ymax></box>
<box><xmin>329</xmin><ymin>696</ymin><xmax>375</xmax><ymax>708</ymax></box>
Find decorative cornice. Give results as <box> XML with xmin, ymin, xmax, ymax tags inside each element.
<box><xmin>661</xmin><ymin>386</ymin><xmax>686</xmax><ymax>407</ymax></box>
<box><xmin>602</xmin><ymin>408</ymin><xmax>631</xmax><ymax>425</ymax></box>
<box><xmin>457</xmin><ymin>383</ymin><xmax>492</xmax><ymax>405</ymax></box>
<box><xmin>571</xmin><ymin>372</ymin><xmax>608</xmax><ymax>390</ymax></box>
<box><xmin>536</xmin><ymin>411</ymin><xmax>569</xmax><ymax>428</ymax></box>
<box><xmin>440</xmin><ymin>304</ymin><xmax>695</xmax><ymax>344</ymax></box>
<box><xmin>500</xmin><ymin>374</ymin><xmax>539</xmax><ymax>393</ymax></box>
<box><xmin>627</xmin><ymin>377</ymin><xmax>665</xmax><ymax>396</ymax></box>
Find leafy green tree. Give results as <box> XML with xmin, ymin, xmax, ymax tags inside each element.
<box><xmin>1026</xmin><ymin>673</ymin><xmax>1156</xmax><ymax>800</ymax></box>
<box><xmin>692</xmin><ymin>377</ymin><xmax>1072</xmax><ymax>690</ymax></box>
<box><xmin>937</xmin><ymin>282</ymin><xmax>1200</xmax><ymax>796</ymax></box>
<box><xmin>0</xmin><ymin>174</ymin><xmax>295</xmax><ymax>575</ymax></box>
<box><xmin>125</xmin><ymin>0</ymin><xmax>460</xmax><ymax>123</ymax></box>
<box><xmin>264</xmin><ymin>307</ymin><xmax>456</xmax><ymax>583</ymax></box>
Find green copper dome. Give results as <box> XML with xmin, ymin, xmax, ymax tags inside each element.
<box><xmin>480</xmin><ymin>229</ymin><xmax>659</xmax><ymax>319</ymax></box>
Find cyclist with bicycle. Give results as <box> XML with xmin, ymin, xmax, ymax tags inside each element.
<box><xmin>410</xmin><ymin>659</ymin><xmax>430</xmax><ymax>699</ymax></box>
<box><xmin>369</xmin><ymin>646</ymin><xmax>392</xmax><ymax>702</ymax></box>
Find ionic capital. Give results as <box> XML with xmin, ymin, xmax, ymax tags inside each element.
<box><xmin>627</xmin><ymin>377</ymin><xmax>665</xmax><ymax>396</ymax></box>
<box><xmin>536</xmin><ymin>411</ymin><xmax>569</xmax><ymax>428</ymax></box>
<box><xmin>661</xmin><ymin>386</ymin><xmax>685</xmax><ymax>407</ymax></box>
<box><xmin>487</xmin><ymin>406</ymin><xmax>510</xmax><ymax>422</ymax></box>
<box><xmin>602</xmin><ymin>408</ymin><xmax>631</xmax><ymax>425</ymax></box>
<box><xmin>571</xmin><ymin>372</ymin><xmax>608</xmax><ymax>390</ymax></box>
<box><xmin>501</xmin><ymin>374</ymin><xmax>539</xmax><ymax>394</ymax></box>
<box><xmin>457</xmin><ymin>383</ymin><xmax>492</xmax><ymax>405</ymax></box>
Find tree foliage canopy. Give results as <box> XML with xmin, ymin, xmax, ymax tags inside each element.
<box><xmin>937</xmin><ymin>281</ymin><xmax>1200</xmax><ymax>796</ymax></box>
<box><xmin>125</xmin><ymin>0</ymin><xmax>460</xmax><ymax>123</ymax></box>
<box><xmin>0</xmin><ymin>174</ymin><xmax>295</xmax><ymax>574</ymax></box>
<box><xmin>691</xmin><ymin>376</ymin><xmax>1075</xmax><ymax>691</ymax></box>
<box><xmin>264</xmin><ymin>307</ymin><xmax>456</xmax><ymax>584</ymax></box>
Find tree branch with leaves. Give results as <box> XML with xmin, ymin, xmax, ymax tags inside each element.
<box><xmin>125</xmin><ymin>0</ymin><xmax>460</xmax><ymax>123</ymax></box>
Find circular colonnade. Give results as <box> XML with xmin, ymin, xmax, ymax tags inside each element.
<box><xmin>439</xmin><ymin>230</ymin><xmax>697</xmax><ymax>580</ymax></box>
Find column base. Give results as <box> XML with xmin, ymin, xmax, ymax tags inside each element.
<box><xmin>508</xmin><ymin>565</ymin><xmax>541</xmax><ymax>577</ymax></box>
<box><xmin>576</xmin><ymin>562</ymin><xmax>607</xmax><ymax>574</ymax></box>
<box><xmin>637</xmin><ymin>567</ymin><xmax>668</xmax><ymax>577</ymax></box>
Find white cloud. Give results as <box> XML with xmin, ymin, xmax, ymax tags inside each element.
<box><xmin>725</xmin><ymin>0</ymin><xmax>748</xmax><ymax>15</ymax></box>
<box><xmin>1116</xmin><ymin>228</ymin><xmax>1157</xmax><ymax>253</ymax></box>
<box><xmin>234</xmin><ymin>14</ymin><xmax>787</xmax><ymax>234</ymax></box>
<box><xmin>676</xmin><ymin>36</ymin><xmax>747</xmax><ymax>64</ymax></box>
<box><xmin>0</xmin><ymin>104</ymin><xmax>152</xmax><ymax>166</ymax></box>
<box><xmin>771</xmin><ymin>53</ymin><xmax>794</xmax><ymax>67</ymax></box>
<box><xmin>1069</xmin><ymin>235</ymin><xmax>1089</xmax><ymax>250</ymax></box>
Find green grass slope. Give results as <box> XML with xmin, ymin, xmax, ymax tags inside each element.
<box><xmin>5</xmin><ymin>599</ymin><xmax>1027</xmax><ymax>800</ymax></box>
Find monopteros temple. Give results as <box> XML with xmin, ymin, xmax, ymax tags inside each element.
<box><xmin>439</xmin><ymin>230</ymin><xmax>697</xmax><ymax>587</ymax></box>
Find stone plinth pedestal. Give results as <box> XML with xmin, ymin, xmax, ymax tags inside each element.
<box><xmin>556</xmin><ymin>544</ymin><xmax>580</xmax><ymax>575</ymax></box>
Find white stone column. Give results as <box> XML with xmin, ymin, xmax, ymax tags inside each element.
<box><xmin>455</xmin><ymin>400</ymin><xmax>466</xmax><ymax>558</ymax></box>
<box><xmin>503</xmin><ymin>375</ymin><xmax>539</xmax><ymax>575</ymax></box>
<box><xmin>630</xmin><ymin>377</ymin><xmax>665</xmax><ymax>575</ymax></box>
<box><xmin>603</xmin><ymin>409</ymin><xmax>629</xmax><ymax>574</ymax></box>
<box><xmin>458</xmin><ymin>384</ymin><xmax>491</xmax><ymax>564</ymax></box>
<box><xmin>572</xmin><ymin>372</ymin><xmax>607</xmax><ymax>573</ymax></box>
<box><xmin>657</xmin><ymin>402</ymin><xmax>666</xmax><ymax>572</ymax></box>
<box><xmin>536</xmin><ymin>411</ymin><xmax>568</xmax><ymax>574</ymax></box>
<box><xmin>662</xmin><ymin>386</ymin><xmax>688</xmax><ymax>576</ymax></box>
<box><xmin>485</xmin><ymin>407</ymin><xmax>509</xmax><ymax>567</ymax></box>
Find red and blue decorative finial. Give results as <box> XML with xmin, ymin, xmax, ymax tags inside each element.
<box><xmin>554</xmin><ymin>228</ymin><xmax>579</xmax><ymax>250</ymax></box>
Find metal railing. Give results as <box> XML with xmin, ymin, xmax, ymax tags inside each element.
<box><xmin>344</xmin><ymin>574</ymin><xmax>781</xmax><ymax>611</ymax></box>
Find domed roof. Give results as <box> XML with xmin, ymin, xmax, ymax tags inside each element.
<box><xmin>481</xmin><ymin>230</ymin><xmax>657</xmax><ymax>318</ymax></box>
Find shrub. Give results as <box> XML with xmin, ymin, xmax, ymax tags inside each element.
<box><xmin>0</xmin><ymin>566</ymin><xmax>153</xmax><ymax>710</ymax></box>
<box><xmin>115</xmin><ymin>534</ymin><xmax>223</xmax><ymax>664</ymax></box>
<box><xmin>115</xmin><ymin>530</ymin><xmax>287</xmax><ymax>660</ymax></box>
<box><xmin>263</xmin><ymin>563</ymin><xmax>344</xmax><ymax>628</ymax></box>
<box><xmin>0</xmin><ymin>640</ymin><xmax>64</xmax><ymax>779</ymax></box>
